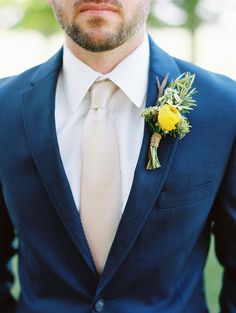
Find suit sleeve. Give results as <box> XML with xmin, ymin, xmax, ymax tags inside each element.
<box><xmin>212</xmin><ymin>138</ymin><xmax>236</xmax><ymax>312</ymax></box>
<box><xmin>0</xmin><ymin>185</ymin><xmax>17</xmax><ymax>313</ymax></box>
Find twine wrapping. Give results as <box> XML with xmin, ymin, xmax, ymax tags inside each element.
<box><xmin>146</xmin><ymin>133</ymin><xmax>162</xmax><ymax>170</ymax></box>
<box><xmin>150</xmin><ymin>133</ymin><xmax>162</xmax><ymax>147</ymax></box>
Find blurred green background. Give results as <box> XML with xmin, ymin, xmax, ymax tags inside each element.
<box><xmin>0</xmin><ymin>0</ymin><xmax>228</xmax><ymax>62</ymax></box>
<box><xmin>1</xmin><ymin>0</ymin><xmax>235</xmax><ymax>311</ymax></box>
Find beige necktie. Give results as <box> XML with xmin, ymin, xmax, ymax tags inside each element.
<box><xmin>80</xmin><ymin>80</ymin><xmax>121</xmax><ymax>274</ymax></box>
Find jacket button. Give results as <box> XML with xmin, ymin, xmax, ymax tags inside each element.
<box><xmin>94</xmin><ymin>299</ymin><xmax>105</xmax><ymax>312</ymax></box>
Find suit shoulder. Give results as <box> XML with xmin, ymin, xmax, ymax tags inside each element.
<box><xmin>175</xmin><ymin>57</ymin><xmax>236</xmax><ymax>100</ymax></box>
<box><xmin>0</xmin><ymin>64</ymin><xmax>42</xmax><ymax>103</ymax></box>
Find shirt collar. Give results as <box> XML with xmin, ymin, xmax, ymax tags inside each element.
<box><xmin>62</xmin><ymin>33</ymin><xmax>150</xmax><ymax>112</ymax></box>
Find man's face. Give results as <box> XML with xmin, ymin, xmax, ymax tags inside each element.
<box><xmin>49</xmin><ymin>0</ymin><xmax>151</xmax><ymax>52</ymax></box>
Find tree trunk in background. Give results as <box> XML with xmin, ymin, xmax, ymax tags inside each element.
<box><xmin>190</xmin><ymin>28</ymin><xmax>197</xmax><ymax>63</ymax></box>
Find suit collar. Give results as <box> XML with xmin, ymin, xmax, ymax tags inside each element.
<box><xmin>30</xmin><ymin>48</ymin><xmax>63</xmax><ymax>85</ymax></box>
<box><xmin>148</xmin><ymin>35</ymin><xmax>181</xmax><ymax>87</ymax></box>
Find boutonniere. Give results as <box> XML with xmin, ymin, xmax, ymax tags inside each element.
<box><xmin>141</xmin><ymin>72</ymin><xmax>197</xmax><ymax>170</ymax></box>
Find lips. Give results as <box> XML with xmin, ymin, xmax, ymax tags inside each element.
<box><xmin>79</xmin><ymin>3</ymin><xmax>119</xmax><ymax>13</ymax></box>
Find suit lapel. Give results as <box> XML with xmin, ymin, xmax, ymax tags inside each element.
<box><xmin>20</xmin><ymin>50</ymin><xmax>97</xmax><ymax>274</ymax></box>
<box><xmin>96</xmin><ymin>37</ymin><xmax>182</xmax><ymax>293</ymax></box>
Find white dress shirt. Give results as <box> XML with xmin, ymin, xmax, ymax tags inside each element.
<box><xmin>55</xmin><ymin>34</ymin><xmax>150</xmax><ymax>213</ymax></box>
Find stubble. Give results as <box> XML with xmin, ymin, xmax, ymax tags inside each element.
<box><xmin>51</xmin><ymin>0</ymin><xmax>151</xmax><ymax>52</ymax></box>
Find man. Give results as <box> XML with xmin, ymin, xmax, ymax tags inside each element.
<box><xmin>0</xmin><ymin>0</ymin><xmax>236</xmax><ymax>312</ymax></box>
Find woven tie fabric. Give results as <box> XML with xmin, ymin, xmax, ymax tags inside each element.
<box><xmin>80</xmin><ymin>80</ymin><xmax>122</xmax><ymax>274</ymax></box>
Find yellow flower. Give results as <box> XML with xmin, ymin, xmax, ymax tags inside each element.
<box><xmin>158</xmin><ymin>104</ymin><xmax>181</xmax><ymax>131</ymax></box>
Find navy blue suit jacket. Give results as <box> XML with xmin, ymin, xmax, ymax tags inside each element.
<box><xmin>0</xmin><ymin>37</ymin><xmax>236</xmax><ymax>313</ymax></box>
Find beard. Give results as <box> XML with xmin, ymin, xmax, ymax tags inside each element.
<box><xmin>51</xmin><ymin>0</ymin><xmax>150</xmax><ymax>52</ymax></box>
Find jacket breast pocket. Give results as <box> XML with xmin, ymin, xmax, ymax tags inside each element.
<box><xmin>156</xmin><ymin>181</ymin><xmax>214</xmax><ymax>210</ymax></box>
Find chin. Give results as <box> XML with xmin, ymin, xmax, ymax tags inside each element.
<box><xmin>83</xmin><ymin>26</ymin><xmax>116</xmax><ymax>39</ymax></box>
<box><xmin>78</xmin><ymin>14</ymin><xmax>119</xmax><ymax>28</ymax></box>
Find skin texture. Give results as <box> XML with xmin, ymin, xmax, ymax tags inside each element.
<box><xmin>48</xmin><ymin>0</ymin><xmax>151</xmax><ymax>73</ymax></box>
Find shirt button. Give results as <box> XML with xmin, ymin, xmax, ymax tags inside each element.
<box><xmin>94</xmin><ymin>299</ymin><xmax>105</xmax><ymax>312</ymax></box>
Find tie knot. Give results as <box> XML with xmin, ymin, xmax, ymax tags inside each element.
<box><xmin>90</xmin><ymin>80</ymin><xmax>117</xmax><ymax>109</ymax></box>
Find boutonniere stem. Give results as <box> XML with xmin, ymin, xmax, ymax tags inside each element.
<box><xmin>141</xmin><ymin>72</ymin><xmax>197</xmax><ymax>170</ymax></box>
<box><xmin>147</xmin><ymin>133</ymin><xmax>162</xmax><ymax>170</ymax></box>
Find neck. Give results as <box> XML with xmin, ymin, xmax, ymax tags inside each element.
<box><xmin>65</xmin><ymin>28</ymin><xmax>146</xmax><ymax>74</ymax></box>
